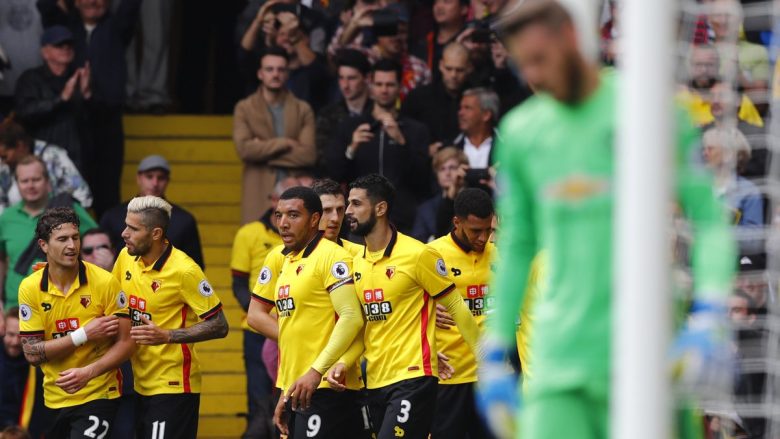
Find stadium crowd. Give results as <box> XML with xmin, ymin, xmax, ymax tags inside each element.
<box><xmin>0</xmin><ymin>0</ymin><xmax>774</xmax><ymax>437</ymax></box>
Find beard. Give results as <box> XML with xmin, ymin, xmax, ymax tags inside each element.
<box><xmin>351</xmin><ymin>212</ymin><xmax>377</xmax><ymax>237</ymax></box>
<box><xmin>562</xmin><ymin>50</ymin><xmax>585</xmax><ymax>105</ymax></box>
<box><xmin>126</xmin><ymin>239</ymin><xmax>152</xmax><ymax>256</ymax></box>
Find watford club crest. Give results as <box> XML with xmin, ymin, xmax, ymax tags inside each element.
<box><xmin>80</xmin><ymin>295</ymin><xmax>92</xmax><ymax>308</ymax></box>
<box><xmin>151</xmin><ymin>280</ymin><xmax>162</xmax><ymax>293</ymax></box>
<box><xmin>385</xmin><ymin>266</ymin><xmax>395</xmax><ymax>280</ymax></box>
<box><xmin>296</xmin><ymin>264</ymin><xmax>304</xmax><ymax>275</ymax></box>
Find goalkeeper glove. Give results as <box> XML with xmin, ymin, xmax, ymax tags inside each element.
<box><xmin>476</xmin><ymin>337</ymin><xmax>519</xmax><ymax>439</ymax></box>
<box><xmin>671</xmin><ymin>299</ymin><xmax>734</xmax><ymax>400</ymax></box>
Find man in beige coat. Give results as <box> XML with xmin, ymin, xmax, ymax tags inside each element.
<box><xmin>233</xmin><ymin>47</ymin><xmax>316</xmax><ymax>224</ymax></box>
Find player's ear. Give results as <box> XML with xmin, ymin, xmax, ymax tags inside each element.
<box><xmin>310</xmin><ymin>212</ymin><xmax>321</xmax><ymax>229</ymax></box>
<box><xmin>38</xmin><ymin>238</ymin><xmax>48</xmax><ymax>255</ymax></box>
<box><xmin>453</xmin><ymin>215</ymin><xmax>461</xmax><ymax>230</ymax></box>
<box><xmin>375</xmin><ymin>200</ymin><xmax>388</xmax><ymax>218</ymax></box>
<box><xmin>152</xmin><ymin>226</ymin><xmax>164</xmax><ymax>242</ymax></box>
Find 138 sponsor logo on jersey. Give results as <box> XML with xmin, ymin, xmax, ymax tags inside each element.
<box><xmin>363</xmin><ymin>289</ymin><xmax>393</xmax><ymax>322</ymax></box>
<box><xmin>465</xmin><ymin>284</ymin><xmax>492</xmax><ymax>316</ymax></box>
<box><xmin>52</xmin><ymin>317</ymin><xmax>80</xmax><ymax>338</ymax></box>
<box><xmin>276</xmin><ymin>285</ymin><xmax>295</xmax><ymax>317</ymax></box>
<box><xmin>128</xmin><ymin>294</ymin><xmax>152</xmax><ymax>326</ymax></box>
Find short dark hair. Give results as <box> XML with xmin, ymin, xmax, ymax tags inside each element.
<box><xmin>280</xmin><ymin>186</ymin><xmax>323</xmax><ymax>217</ymax></box>
<box><xmin>371</xmin><ymin>58</ymin><xmax>402</xmax><ymax>84</ymax></box>
<box><xmin>495</xmin><ymin>0</ymin><xmax>572</xmax><ymax>40</ymax></box>
<box><xmin>349</xmin><ymin>174</ymin><xmax>395</xmax><ymax>210</ymax></box>
<box><xmin>83</xmin><ymin>227</ymin><xmax>110</xmax><ymax>240</ymax></box>
<box><xmin>36</xmin><ymin>207</ymin><xmax>80</xmax><ymax>242</ymax></box>
<box><xmin>312</xmin><ymin>178</ymin><xmax>344</xmax><ymax>198</ymax></box>
<box><xmin>0</xmin><ymin>120</ymin><xmax>32</xmax><ymax>150</ymax></box>
<box><xmin>454</xmin><ymin>188</ymin><xmax>494</xmax><ymax>219</ymax></box>
<box><xmin>336</xmin><ymin>49</ymin><xmax>371</xmax><ymax>76</ymax></box>
<box><xmin>6</xmin><ymin>306</ymin><xmax>19</xmax><ymax>320</ymax></box>
<box><xmin>261</xmin><ymin>46</ymin><xmax>290</xmax><ymax>65</ymax></box>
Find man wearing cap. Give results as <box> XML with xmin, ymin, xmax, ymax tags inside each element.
<box><xmin>99</xmin><ymin>155</ymin><xmax>204</xmax><ymax>268</ymax></box>
<box><xmin>14</xmin><ymin>25</ymin><xmax>91</xmax><ymax>170</ymax></box>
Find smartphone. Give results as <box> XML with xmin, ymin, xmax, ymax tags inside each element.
<box><xmin>465</xmin><ymin>168</ymin><xmax>490</xmax><ymax>187</ymax></box>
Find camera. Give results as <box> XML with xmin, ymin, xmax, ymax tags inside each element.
<box><xmin>464</xmin><ymin>168</ymin><xmax>490</xmax><ymax>187</ymax></box>
<box><xmin>372</xmin><ymin>8</ymin><xmax>399</xmax><ymax>37</ymax></box>
<box><xmin>466</xmin><ymin>18</ymin><xmax>495</xmax><ymax>44</ymax></box>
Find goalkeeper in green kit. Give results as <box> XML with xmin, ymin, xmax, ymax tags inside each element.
<box><xmin>476</xmin><ymin>1</ymin><xmax>736</xmax><ymax>438</ymax></box>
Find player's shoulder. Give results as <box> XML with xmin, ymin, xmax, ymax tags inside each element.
<box><xmin>168</xmin><ymin>246</ymin><xmax>203</xmax><ymax>276</ymax></box>
<box><xmin>340</xmin><ymin>239</ymin><xmax>364</xmax><ymax>257</ymax></box>
<box><xmin>19</xmin><ymin>266</ymin><xmax>45</xmax><ymax>293</ymax></box>
<box><xmin>316</xmin><ymin>237</ymin><xmax>352</xmax><ymax>261</ymax></box>
<box><xmin>426</xmin><ymin>234</ymin><xmax>451</xmax><ymax>253</ymax></box>
<box><xmin>115</xmin><ymin>247</ymin><xmax>134</xmax><ymax>265</ymax></box>
<box><xmin>82</xmin><ymin>260</ymin><xmax>116</xmax><ymax>284</ymax></box>
<box><xmin>396</xmin><ymin>232</ymin><xmax>439</xmax><ymax>262</ymax></box>
<box><xmin>234</xmin><ymin>221</ymin><xmax>263</xmax><ymax>240</ymax></box>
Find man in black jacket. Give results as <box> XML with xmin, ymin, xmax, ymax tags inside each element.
<box><xmin>315</xmin><ymin>49</ymin><xmax>373</xmax><ymax>175</ymax></box>
<box><xmin>401</xmin><ymin>42</ymin><xmax>472</xmax><ymax>149</ymax></box>
<box><xmin>99</xmin><ymin>155</ymin><xmax>205</xmax><ymax>269</ymax></box>
<box><xmin>14</xmin><ymin>26</ymin><xmax>90</xmax><ymax>171</ymax></box>
<box><xmin>37</xmin><ymin>0</ymin><xmax>142</xmax><ymax>217</ymax></box>
<box><xmin>327</xmin><ymin>59</ymin><xmax>432</xmax><ymax>233</ymax></box>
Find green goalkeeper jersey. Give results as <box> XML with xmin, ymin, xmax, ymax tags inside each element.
<box><xmin>489</xmin><ymin>70</ymin><xmax>735</xmax><ymax>393</ymax></box>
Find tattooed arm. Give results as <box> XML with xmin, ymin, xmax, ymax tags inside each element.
<box><xmin>21</xmin><ymin>315</ymin><xmax>121</xmax><ymax>366</ymax></box>
<box><xmin>169</xmin><ymin>310</ymin><xmax>229</xmax><ymax>344</ymax></box>
<box><xmin>130</xmin><ymin>311</ymin><xmax>229</xmax><ymax>345</ymax></box>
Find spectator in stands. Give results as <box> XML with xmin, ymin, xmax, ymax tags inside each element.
<box><xmin>452</xmin><ymin>87</ymin><xmax>499</xmax><ymax>168</ymax></box>
<box><xmin>0</xmin><ymin>307</ymin><xmax>27</xmax><ymax>430</ymax></box>
<box><xmin>402</xmin><ymin>42</ymin><xmax>472</xmax><ymax>149</ymax></box>
<box><xmin>0</xmin><ymin>0</ymin><xmax>43</xmax><ymax>116</ymax></box>
<box><xmin>707</xmin><ymin>0</ymin><xmax>770</xmax><ymax>105</ymax></box>
<box><xmin>316</xmin><ymin>49</ymin><xmax>373</xmax><ymax>173</ymax></box>
<box><xmin>328</xmin><ymin>59</ymin><xmax>432</xmax><ymax>232</ymax></box>
<box><xmin>412</xmin><ymin>0</ymin><xmax>469</xmax><ymax>82</ymax></box>
<box><xmin>329</xmin><ymin>3</ymin><xmax>431</xmax><ymax>100</ymax></box>
<box><xmin>0</xmin><ymin>120</ymin><xmax>92</xmax><ymax>213</ymax></box>
<box><xmin>14</xmin><ymin>26</ymin><xmax>90</xmax><ymax>170</ymax></box>
<box><xmin>99</xmin><ymin>154</ymin><xmax>204</xmax><ymax>268</ymax></box>
<box><xmin>80</xmin><ymin>228</ymin><xmax>114</xmax><ymax>271</ymax></box>
<box><xmin>233</xmin><ymin>47</ymin><xmax>316</xmax><ymax>224</ymax></box>
<box><xmin>0</xmin><ymin>155</ymin><xmax>96</xmax><ymax>308</ymax></box>
<box><xmin>125</xmin><ymin>0</ymin><xmax>173</xmax><ymax>113</ymax></box>
<box><xmin>702</xmin><ymin>127</ymin><xmax>763</xmax><ymax>254</ymax></box>
<box><xmin>272</xmin><ymin>9</ymin><xmax>332</xmax><ymax>113</ymax></box>
<box><xmin>37</xmin><ymin>0</ymin><xmax>142</xmax><ymax>218</ymax></box>
<box><xmin>689</xmin><ymin>44</ymin><xmax>720</xmax><ymax>94</ymax></box>
<box><xmin>412</xmin><ymin>147</ymin><xmax>469</xmax><ymax>242</ymax></box>
<box><xmin>730</xmin><ymin>288</ymin><xmax>767</xmax><ymax>438</ymax></box>
<box><xmin>230</xmin><ymin>176</ymin><xmax>298</xmax><ymax>439</ymax></box>
<box><xmin>457</xmin><ymin>22</ymin><xmax>529</xmax><ymax>113</ymax></box>
<box><xmin>737</xmin><ymin>255</ymin><xmax>768</xmax><ymax>315</ymax></box>
<box><xmin>325</xmin><ymin>0</ymin><xmax>381</xmax><ymax>60</ymax></box>
<box><xmin>239</xmin><ymin>0</ymin><xmax>328</xmax><ymax>95</ymax></box>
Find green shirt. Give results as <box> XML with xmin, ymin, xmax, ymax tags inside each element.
<box><xmin>488</xmin><ymin>70</ymin><xmax>735</xmax><ymax>393</ymax></box>
<box><xmin>0</xmin><ymin>201</ymin><xmax>97</xmax><ymax>307</ymax></box>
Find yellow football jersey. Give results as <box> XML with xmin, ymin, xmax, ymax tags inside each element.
<box><xmin>428</xmin><ymin>233</ymin><xmax>496</xmax><ymax>385</ymax></box>
<box><xmin>338</xmin><ymin>238</ymin><xmax>364</xmax><ymax>257</ymax></box>
<box><xmin>515</xmin><ymin>253</ymin><xmax>546</xmax><ymax>384</ymax></box>
<box><xmin>353</xmin><ymin>229</ymin><xmax>455</xmax><ymax>389</ymax></box>
<box><xmin>112</xmin><ymin>244</ymin><xmax>222</xmax><ymax>396</ymax></box>
<box><xmin>252</xmin><ymin>233</ymin><xmax>360</xmax><ymax>393</ymax></box>
<box><xmin>18</xmin><ymin>261</ymin><xmax>129</xmax><ymax>409</ymax></box>
<box><xmin>231</xmin><ymin>216</ymin><xmax>282</xmax><ymax>331</ymax></box>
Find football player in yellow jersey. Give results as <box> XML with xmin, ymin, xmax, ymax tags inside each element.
<box><xmin>327</xmin><ymin>174</ymin><xmax>481</xmax><ymax>439</ymax></box>
<box><xmin>230</xmin><ymin>176</ymin><xmax>299</xmax><ymax>438</ymax></box>
<box><xmin>427</xmin><ymin>188</ymin><xmax>496</xmax><ymax>439</ymax></box>
<box><xmin>18</xmin><ymin>207</ymin><xmax>134</xmax><ymax>438</ymax></box>
<box><xmin>312</xmin><ymin>178</ymin><xmax>364</xmax><ymax>257</ymax></box>
<box><xmin>247</xmin><ymin>187</ymin><xmax>366</xmax><ymax>439</ymax></box>
<box><xmin>113</xmin><ymin>196</ymin><xmax>229</xmax><ymax>439</ymax></box>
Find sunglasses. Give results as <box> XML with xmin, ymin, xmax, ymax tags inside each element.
<box><xmin>82</xmin><ymin>244</ymin><xmax>110</xmax><ymax>255</ymax></box>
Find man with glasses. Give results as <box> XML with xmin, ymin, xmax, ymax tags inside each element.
<box><xmin>80</xmin><ymin>228</ymin><xmax>114</xmax><ymax>271</ymax></box>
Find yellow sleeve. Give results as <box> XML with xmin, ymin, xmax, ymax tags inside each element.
<box><xmin>180</xmin><ymin>265</ymin><xmax>222</xmax><ymax>320</ymax></box>
<box><xmin>415</xmin><ymin>247</ymin><xmax>455</xmax><ymax>298</ymax></box>
<box><xmin>103</xmin><ymin>276</ymin><xmax>130</xmax><ymax>319</ymax></box>
<box><xmin>251</xmin><ymin>249</ymin><xmax>284</xmax><ymax>305</ymax></box>
<box><xmin>337</xmin><ymin>326</ymin><xmax>365</xmax><ymax>366</ymax></box>
<box><xmin>310</xmin><ymin>282</ymin><xmax>364</xmax><ymax>374</ymax></box>
<box><xmin>18</xmin><ymin>283</ymin><xmax>44</xmax><ymax>336</ymax></box>
<box><xmin>437</xmin><ymin>286</ymin><xmax>481</xmax><ymax>358</ymax></box>
<box><xmin>230</xmin><ymin>225</ymin><xmax>253</xmax><ymax>274</ymax></box>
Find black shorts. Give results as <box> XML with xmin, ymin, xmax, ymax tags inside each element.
<box><xmin>135</xmin><ymin>393</ymin><xmax>200</xmax><ymax>439</ymax></box>
<box><xmin>287</xmin><ymin>389</ymin><xmax>371</xmax><ymax>439</ymax></box>
<box><xmin>431</xmin><ymin>383</ymin><xmax>495</xmax><ymax>439</ymax></box>
<box><xmin>45</xmin><ymin>398</ymin><xmax>119</xmax><ymax>439</ymax></box>
<box><xmin>367</xmin><ymin>376</ymin><xmax>438</xmax><ymax>439</ymax></box>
